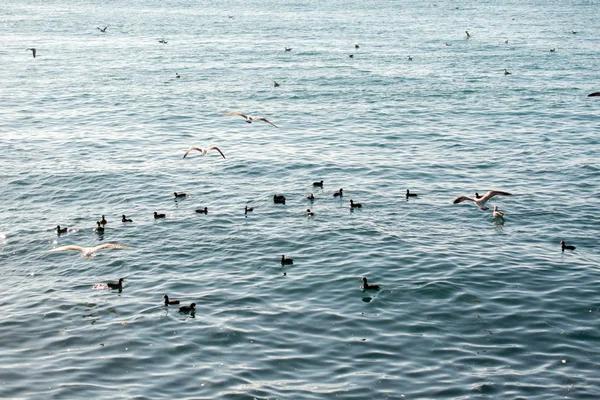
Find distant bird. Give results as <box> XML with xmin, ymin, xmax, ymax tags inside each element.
<box><xmin>504</xmin><ymin>68</ymin><xmax>512</xmax><ymax>75</ymax></box>
<box><xmin>466</xmin><ymin>30</ymin><xmax>471</xmax><ymax>38</ymax></box>
<box><xmin>158</xmin><ymin>39</ymin><xmax>167</xmax><ymax>44</ymax></box>
<box><xmin>550</xmin><ymin>48</ymin><xmax>555</xmax><ymax>52</ymax></box>
<box><xmin>588</xmin><ymin>92</ymin><xmax>600</xmax><ymax>97</ymax></box>
<box><xmin>313</xmin><ymin>180</ymin><xmax>324</xmax><ymax>187</ymax></box>
<box><xmin>164</xmin><ymin>295</ymin><xmax>180</xmax><ymax>305</ymax></box>
<box><xmin>285</xmin><ymin>47</ymin><xmax>292</xmax><ymax>51</ymax></box>
<box><xmin>95</xmin><ymin>221</ymin><xmax>105</xmax><ymax>233</ymax></box>
<box><xmin>273</xmin><ymin>195</ymin><xmax>286</xmax><ymax>204</ymax></box>
<box><xmin>179</xmin><ymin>303</ymin><xmax>196</xmax><ymax>313</ymax></box>
<box><xmin>492</xmin><ymin>205</ymin><xmax>504</xmax><ymax>219</ymax></box>
<box><xmin>273</xmin><ymin>81</ymin><xmax>280</xmax><ymax>87</ymax></box>
<box><xmin>571</xmin><ymin>31</ymin><xmax>577</xmax><ymax>34</ymax></box>
<box><xmin>281</xmin><ymin>255</ymin><xmax>293</xmax><ymax>265</ymax></box>
<box><xmin>406</xmin><ymin>189</ymin><xmax>418</xmax><ymax>198</ymax></box>
<box><xmin>408</xmin><ymin>55</ymin><xmax>413</xmax><ymax>61</ymax></box>
<box><xmin>26</xmin><ymin>48</ymin><xmax>36</xmax><ymax>58</ymax></box>
<box><xmin>350</xmin><ymin>199</ymin><xmax>362</xmax><ymax>208</ymax></box>
<box><xmin>175</xmin><ymin>73</ymin><xmax>180</xmax><ymax>78</ymax></box>
<box><xmin>100</xmin><ymin>215</ymin><xmax>107</xmax><ymax>224</ymax></box>
<box><xmin>195</xmin><ymin>207</ymin><xmax>208</xmax><ymax>214</ymax></box>
<box><xmin>183</xmin><ymin>146</ymin><xmax>226</xmax><ymax>159</ymax></box>
<box><xmin>107</xmin><ymin>278</ymin><xmax>124</xmax><ymax>290</ymax></box>
<box><xmin>224</xmin><ymin>111</ymin><xmax>277</xmax><ymax>128</ymax></box>
<box><xmin>355</xmin><ymin>44</ymin><xmax>360</xmax><ymax>49</ymax></box>
<box><xmin>561</xmin><ymin>241</ymin><xmax>576</xmax><ymax>252</ymax></box>
<box><xmin>56</xmin><ymin>225</ymin><xmax>68</xmax><ymax>234</ymax></box>
<box><xmin>174</xmin><ymin>192</ymin><xmax>188</xmax><ymax>198</ymax></box>
<box><xmin>361</xmin><ymin>277</ymin><xmax>379</xmax><ymax>290</ymax></box>
<box><xmin>333</xmin><ymin>188</ymin><xmax>343</xmax><ymax>197</ymax></box>
<box><xmin>154</xmin><ymin>211</ymin><xmax>166</xmax><ymax>219</ymax></box>
<box><xmin>306</xmin><ymin>209</ymin><xmax>315</xmax><ymax>216</ymax></box>
<box><xmin>453</xmin><ymin>190</ymin><xmax>512</xmax><ymax>210</ymax></box>
<box><xmin>122</xmin><ymin>215</ymin><xmax>133</xmax><ymax>222</ymax></box>
<box><xmin>228</xmin><ymin>15</ymin><xmax>234</xmax><ymax>19</ymax></box>
<box><xmin>244</xmin><ymin>206</ymin><xmax>254</xmax><ymax>215</ymax></box>
<box><xmin>48</xmin><ymin>243</ymin><xmax>129</xmax><ymax>258</ymax></box>
<box><xmin>348</xmin><ymin>54</ymin><xmax>354</xmax><ymax>58</ymax></box>
<box><xmin>445</xmin><ymin>43</ymin><xmax>452</xmax><ymax>46</ymax></box>
<box><xmin>306</xmin><ymin>193</ymin><xmax>315</xmax><ymax>200</ymax></box>
<box><xmin>504</xmin><ymin>40</ymin><xmax>509</xmax><ymax>44</ymax></box>
<box><xmin>97</xmin><ymin>26</ymin><xmax>108</xmax><ymax>33</ymax></box>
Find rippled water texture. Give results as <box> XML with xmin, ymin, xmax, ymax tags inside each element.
<box><xmin>1</xmin><ymin>0</ymin><xmax>599</xmax><ymax>398</ymax></box>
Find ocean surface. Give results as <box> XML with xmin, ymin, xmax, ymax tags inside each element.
<box><xmin>1</xmin><ymin>0</ymin><xmax>599</xmax><ymax>398</ymax></box>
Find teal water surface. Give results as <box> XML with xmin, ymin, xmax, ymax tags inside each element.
<box><xmin>1</xmin><ymin>0</ymin><xmax>600</xmax><ymax>398</ymax></box>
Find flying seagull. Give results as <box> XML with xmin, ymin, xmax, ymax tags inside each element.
<box><xmin>224</xmin><ymin>111</ymin><xmax>277</xmax><ymax>127</ymax></box>
<box><xmin>453</xmin><ymin>190</ymin><xmax>512</xmax><ymax>210</ymax></box>
<box><xmin>48</xmin><ymin>244</ymin><xmax>130</xmax><ymax>258</ymax></box>
<box><xmin>26</xmin><ymin>48</ymin><xmax>36</xmax><ymax>58</ymax></box>
<box><xmin>183</xmin><ymin>146</ymin><xmax>226</xmax><ymax>159</ymax></box>
<box><xmin>97</xmin><ymin>26</ymin><xmax>108</xmax><ymax>33</ymax></box>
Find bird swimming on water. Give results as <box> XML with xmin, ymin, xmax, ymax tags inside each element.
<box><xmin>355</xmin><ymin>44</ymin><xmax>360</xmax><ymax>49</ymax></box>
<box><xmin>408</xmin><ymin>55</ymin><xmax>413</xmax><ymax>61</ymax></box>
<box><xmin>224</xmin><ymin>111</ymin><xmax>277</xmax><ymax>127</ymax></box>
<box><xmin>179</xmin><ymin>303</ymin><xmax>196</xmax><ymax>313</ymax></box>
<box><xmin>154</xmin><ymin>211</ymin><xmax>166</xmax><ymax>219</ymax></box>
<box><xmin>183</xmin><ymin>146</ymin><xmax>226</xmax><ymax>159</ymax></box>
<box><xmin>306</xmin><ymin>193</ymin><xmax>315</xmax><ymax>200</ymax></box>
<box><xmin>493</xmin><ymin>205</ymin><xmax>504</xmax><ymax>219</ymax></box>
<box><xmin>26</xmin><ymin>48</ymin><xmax>36</xmax><ymax>58</ymax></box>
<box><xmin>100</xmin><ymin>215</ymin><xmax>107</xmax><ymax>224</ymax></box>
<box><xmin>466</xmin><ymin>31</ymin><xmax>471</xmax><ymax>38</ymax></box>
<box><xmin>350</xmin><ymin>199</ymin><xmax>362</xmax><ymax>208</ymax></box>
<box><xmin>164</xmin><ymin>295</ymin><xmax>180</xmax><ymax>305</ymax></box>
<box><xmin>56</xmin><ymin>225</ymin><xmax>68</xmax><ymax>234</ymax></box>
<box><xmin>175</xmin><ymin>72</ymin><xmax>180</xmax><ymax>78</ymax></box>
<box><xmin>306</xmin><ymin>209</ymin><xmax>315</xmax><ymax>216</ymax></box>
<box><xmin>285</xmin><ymin>47</ymin><xmax>292</xmax><ymax>51</ymax></box>
<box><xmin>361</xmin><ymin>277</ymin><xmax>379</xmax><ymax>290</ymax></box>
<box><xmin>313</xmin><ymin>180</ymin><xmax>323</xmax><ymax>187</ymax></box>
<box><xmin>158</xmin><ymin>39</ymin><xmax>168</xmax><ymax>44</ymax></box>
<box><xmin>244</xmin><ymin>206</ymin><xmax>254</xmax><ymax>215</ymax></box>
<box><xmin>348</xmin><ymin>54</ymin><xmax>354</xmax><ymax>58</ymax></box>
<box><xmin>281</xmin><ymin>255</ymin><xmax>294</xmax><ymax>265</ymax></box>
<box><xmin>273</xmin><ymin>195</ymin><xmax>286</xmax><ymax>204</ymax></box>
<box><xmin>122</xmin><ymin>215</ymin><xmax>133</xmax><ymax>222</ymax></box>
<box><xmin>107</xmin><ymin>278</ymin><xmax>124</xmax><ymax>290</ymax></box>
<box><xmin>174</xmin><ymin>192</ymin><xmax>188</xmax><ymax>198</ymax></box>
<box><xmin>561</xmin><ymin>241</ymin><xmax>576</xmax><ymax>252</ymax></box>
<box><xmin>453</xmin><ymin>190</ymin><xmax>512</xmax><ymax>210</ymax></box>
<box><xmin>95</xmin><ymin>221</ymin><xmax>105</xmax><ymax>233</ymax></box>
<box><xmin>273</xmin><ymin>81</ymin><xmax>280</xmax><ymax>87</ymax></box>
<box><xmin>504</xmin><ymin>69</ymin><xmax>512</xmax><ymax>75</ymax></box>
<box><xmin>406</xmin><ymin>189</ymin><xmax>417</xmax><ymax>198</ymax></box>
<box><xmin>48</xmin><ymin>243</ymin><xmax>130</xmax><ymax>258</ymax></box>
<box><xmin>588</xmin><ymin>92</ymin><xmax>600</xmax><ymax>97</ymax></box>
<box><xmin>195</xmin><ymin>207</ymin><xmax>208</xmax><ymax>214</ymax></box>
<box><xmin>333</xmin><ymin>188</ymin><xmax>343</xmax><ymax>197</ymax></box>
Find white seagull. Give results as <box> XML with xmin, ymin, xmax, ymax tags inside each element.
<box><xmin>453</xmin><ymin>190</ymin><xmax>512</xmax><ymax>210</ymax></box>
<box><xmin>48</xmin><ymin>244</ymin><xmax>130</xmax><ymax>258</ymax></box>
<box><xmin>224</xmin><ymin>111</ymin><xmax>278</xmax><ymax>127</ymax></box>
<box><xmin>493</xmin><ymin>205</ymin><xmax>504</xmax><ymax>219</ymax></box>
<box><xmin>183</xmin><ymin>146</ymin><xmax>226</xmax><ymax>159</ymax></box>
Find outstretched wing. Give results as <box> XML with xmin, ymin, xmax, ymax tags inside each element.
<box><xmin>480</xmin><ymin>190</ymin><xmax>512</xmax><ymax>204</ymax></box>
<box><xmin>92</xmin><ymin>244</ymin><xmax>130</xmax><ymax>252</ymax></box>
<box><xmin>257</xmin><ymin>117</ymin><xmax>277</xmax><ymax>128</ymax></box>
<box><xmin>224</xmin><ymin>111</ymin><xmax>248</xmax><ymax>119</ymax></box>
<box><xmin>49</xmin><ymin>245</ymin><xmax>85</xmax><ymax>252</ymax></box>
<box><xmin>207</xmin><ymin>146</ymin><xmax>226</xmax><ymax>159</ymax></box>
<box><xmin>183</xmin><ymin>146</ymin><xmax>201</xmax><ymax>158</ymax></box>
<box><xmin>453</xmin><ymin>195</ymin><xmax>474</xmax><ymax>204</ymax></box>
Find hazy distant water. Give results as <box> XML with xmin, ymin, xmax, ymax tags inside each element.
<box><xmin>1</xmin><ymin>0</ymin><xmax>600</xmax><ymax>398</ymax></box>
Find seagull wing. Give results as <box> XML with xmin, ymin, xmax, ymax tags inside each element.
<box><xmin>257</xmin><ymin>117</ymin><xmax>278</xmax><ymax>128</ymax></box>
<box><xmin>49</xmin><ymin>245</ymin><xmax>86</xmax><ymax>253</ymax></box>
<box><xmin>480</xmin><ymin>190</ymin><xmax>512</xmax><ymax>204</ymax></box>
<box><xmin>32</xmin><ymin>49</ymin><xmax>36</xmax><ymax>58</ymax></box>
<box><xmin>183</xmin><ymin>146</ymin><xmax>201</xmax><ymax>158</ymax></box>
<box><xmin>207</xmin><ymin>146</ymin><xmax>226</xmax><ymax>159</ymax></box>
<box><xmin>224</xmin><ymin>111</ymin><xmax>248</xmax><ymax>119</ymax></box>
<box><xmin>453</xmin><ymin>195</ymin><xmax>474</xmax><ymax>204</ymax></box>
<box><xmin>91</xmin><ymin>244</ymin><xmax>130</xmax><ymax>252</ymax></box>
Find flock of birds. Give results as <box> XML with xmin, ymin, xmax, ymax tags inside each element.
<box><xmin>33</xmin><ymin>23</ymin><xmax>583</xmax><ymax>318</ymax></box>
